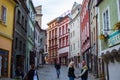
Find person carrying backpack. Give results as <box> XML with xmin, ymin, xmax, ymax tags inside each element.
<box><xmin>24</xmin><ymin>64</ymin><xmax>39</xmax><ymax>80</ymax></box>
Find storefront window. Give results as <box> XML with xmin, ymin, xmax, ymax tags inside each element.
<box><xmin>0</xmin><ymin>49</ymin><xmax>8</xmax><ymax>77</ymax></box>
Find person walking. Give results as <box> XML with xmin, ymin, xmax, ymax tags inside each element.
<box><xmin>24</xmin><ymin>64</ymin><xmax>39</xmax><ymax>80</ymax></box>
<box><xmin>78</xmin><ymin>60</ymin><xmax>88</xmax><ymax>80</ymax></box>
<box><xmin>54</xmin><ymin>61</ymin><xmax>61</xmax><ymax>78</ymax></box>
<box><xmin>15</xmin><ymin>66</ymin><xmax>24</xmax><ymax>79</ymax></box>
<box><xmin>68</xmin><ymin>61</ymin><xmax>77</xmax><ymax>80</ymax></box>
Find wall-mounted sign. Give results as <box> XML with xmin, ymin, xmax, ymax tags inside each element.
<box><xmin>108</xmin><ymin>30</ymin><xmax>120</xmax><ymax>47</ymax></box>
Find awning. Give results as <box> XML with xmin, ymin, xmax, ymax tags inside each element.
<box><xmin>59</xmin><ymin>52</ymin><xmax>68</xmax><ymax>57</ymax></box>
<box><xmin>98</xmin><ymin>44</ymin><xmax>120</xmax><ymax>57</ymax></box>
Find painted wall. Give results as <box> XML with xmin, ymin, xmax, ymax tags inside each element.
<box><xmin>98</xmin><ymin>0</ymin><xmax>120</xmax><ymax>80</ymax></box>
<box><xmin>108</xmin><ymin>61</ymin><xmax>120</xmax><ymax>80</ymax></box>
<box><xmin>80</xmin><ymin>0</ymin><xmax>90</xmax><ymax>53</ymax></box>
<box><xmin>26</xmin><ymin>0</ymin><xmax>35</xmax><ymax>70</ymax></box>
<box><xmin>69</xmin><ymin>2</ymin><xmax>81</xmax><ymax>58</ymax></box>
<box><xmin>98</xmin><ymin>0</ymin><xmax>118</xmax><ymax>51</ymax></box>
<box><xmin>0</xmin><ymin>0</ymin><xmax>16</xmax><ymax>77</ymax></box>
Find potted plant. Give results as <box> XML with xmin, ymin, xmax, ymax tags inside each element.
<box><xmin>114</xmin><ymin>22</ymin><xmax>120</xmax><ymax>30</ymax></box>
<box><xmin>99</xmin><ymin>33</ymin><xmax>108</xmax><ymax>40</ymax></box>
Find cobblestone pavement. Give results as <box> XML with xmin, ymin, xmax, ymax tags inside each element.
<box><xmin>37</xmin><ymin>64</ymin><xmax>99</xmax><ymax>80</ymax></box>
<box><xmin>0</xmin><ymin>65</ymin><xmax>98</xmax><ymax>80</ymax></box>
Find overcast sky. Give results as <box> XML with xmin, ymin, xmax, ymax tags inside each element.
<box><xmin>32</xmin><ymin>0</ymin><xmax>83</xmax><ymax>29</ymax></box>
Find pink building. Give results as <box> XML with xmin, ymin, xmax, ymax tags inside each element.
<box><xmin>58</xmin><ymin>15</ymin><xmax>70</xmax><ymax>65</ymax></box>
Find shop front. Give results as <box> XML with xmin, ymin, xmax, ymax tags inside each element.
<box><xmin>99</xmin><ymin>30</ymin><xmax>120</xmax><ymax>80</ymax></box>
<box><xmin>0</xmin><ymin>49</ymin><xmax>8</xmax><ymax>77</ymax></box>
<box><xmin>59</xmin><ymin>52</ymin><xmax>68</xmax><ymax>66</ymax></box>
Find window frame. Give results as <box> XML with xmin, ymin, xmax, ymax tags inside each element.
<box><xmin>117</xmin><ymin>0</ymin><xmax>120</xmax><ymax>20</ymax></box>
<box><xmin>102</xmin><ymin>7</ymin><xmax>110</xmax><ymax>34</ymax></box>
<box><xmin>1</xmin><ymin>5</ymin><xmax>7</xmax><ymax>24</ymax></box>
<box><xmin>17</xmin><ymin>9</ymin><xmax>21</xmax><ymax>23</ymax></box>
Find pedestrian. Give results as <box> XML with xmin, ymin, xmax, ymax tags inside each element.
<box><xmin>24</xmin><ymin>64</ymin><xmax>39</xmax><ymax>80</ymax></box>
<box><xmin>15</xmin><ymin>66</ymin><xmax>24</xmax><ymax>79</ymax></box>
<box><xmin>78</xmin><ymin>60</ymin><xmax>88</xmax><ymax>80</ymax></box>
<box><xmin>54</xmin><ymin>61</ymin><xmax>61</xmax><ymax>78</ymax></box>
<box><xmin>68</xmin><ymin>61</ymin><xmax>77</xmax><ymax>80</ymax></box>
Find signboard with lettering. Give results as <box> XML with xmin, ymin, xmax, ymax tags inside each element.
<box><xmin>108</xmin><ymin>30</ymin><xmax>120</xmax><ymax>47</ymax></box>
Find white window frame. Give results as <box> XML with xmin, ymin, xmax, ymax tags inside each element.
<box><xmin>117</xmin><ymin>0</ymin><xmax>120</xmax><ymax>20</ymax></box>
<box><xmin>1</xmin><ymin>5</ymin><xmax>7</xmax><ymax>24</ymax></box>
<box><xmin>102</xmin><ymin>7</ymin><xmax>110</xmax><ymax>34</ymax></box>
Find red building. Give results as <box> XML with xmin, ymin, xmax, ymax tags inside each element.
<box><xmin>58</xmin><ymin>15</ymin><xmax>70</xmax><ymax>65</ymax></box>
<box><xmin>80</xmin><ymin>0</ymin><xmax>90</xmax><ymax>66</ymax></box>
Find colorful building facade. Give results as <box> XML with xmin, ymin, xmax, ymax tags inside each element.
<box><xmin>26</xmin><ymin>0</ymin><xmax>36</xmax><ymax>71</ymax></box>
<box><xmin>69</xmin><ymin>2</ymin><xmax>81</xmax><ymax>67</ymax></box>
<box><xmin>0</xmin><ymin>0</ymin><xmax>16</xmax><ymax>77</ymax></box>
<box><xmin>12</xmin><ymin>0</ymin><xmax>29</xmax><ymax>77</ymax></box>
<box><xmin>80</xmin><ymin>0</ymin><xmax>90</xmax><ymax>68</ymax></box>
<box><xmin>47</xmin><ymin>18</ymin><xmax>58</xmax><ymax>64</ymax></box>
<box><xmin>97</xmin><ymin>0</ymin><xmax>120</xmax><ymax>79</ymax></box>
<box><xmin>88</xmin><ymin>0</ymin><xmax>99</xmax><ymax>77</ymax></box>
<box><xmin>58</xmin><ymin>15</ymin><xmax>70</xmax><ymax>66</ymax></box>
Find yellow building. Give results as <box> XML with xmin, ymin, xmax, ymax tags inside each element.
<box><xmin>0</xmin><ymin>0</ymin><xmax>16</xmax><ymax>77</ymax></box>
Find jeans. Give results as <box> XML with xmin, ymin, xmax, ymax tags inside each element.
<box><xmin>69</xmin><ymin>77</ymin><xmax>74</xmax><ymax>80</ymax></box>
<box><xmin>56</xmin><ymin>69</ymin><xmax>60</xmax><ymax>78</ymax></box>
<box><xmin>81</xmin><ymin>77</ymin><xmax>87</xmax><ymax>80</ymax></box>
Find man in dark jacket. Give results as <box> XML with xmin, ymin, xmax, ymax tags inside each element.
<box><xmin>24</xmin><ymin>64</ymin><xmax>39</xmax><ymax>80</ymax></box>
<box><xmin>54</xmin><ymin>61</ymin><xmax>61</xmax><ymax>78</ymax></box>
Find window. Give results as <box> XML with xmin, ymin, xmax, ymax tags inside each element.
<box><xmin>102</xmin><ymin>8</ymin><xmax>110</xmax><ymax>34</ymax></box>
<box><xmin>23</xmin><ymin>44</ymin><xmax>26</xmax><ymax>53</ymax></box>
<box><xmin>1</xmin><ymin>6</ymin><xmax>6</xmax><ymax>23</ymax></box>
<box><xmin>55</xmin><ymin>28</ymin><xmax>57</xmax><ymax>35</ymax></box>
<box><xmin>117</xmin><ymin>0</ymin><xmax>120</xmax><ymax>20</ymax></box>
<box><xmin>15</xmin><ymin>38</ymin><xmax>18</xmax><ymax>49</ymax></box>
<box><xmin>63</xmin><ymin>38</ymin><xmax>64</xmax><ymax>46</ymax></box>
<box><xmin>59</xmin><ymin>27</ymin><xmax>61</xmax><ymax>36</ymax></box>
<box><xmin>74</xmin><ymin>43</ymin><xmax>75</xmax><ymax>50</ymax></box>
<box><xmin>35</xmin><ymin>31</ymin><xmax>37</xmax><ymax>40</ymax></box>
<box><xmin>0</xmin><ymin>49</ymin><xmax>8</xmax><ymax>77</ymax></box>
<box><xmin>22</xmin><ymin>15</ymin><xmax>24</xmax><ymax>27</ymax></box>
<box><xmin>59</xmin><ymin>39</ymin><xmax>61</xmax><ymax>48</ymax></box>
<box><xmin>25</xmin><ymin>20</ymin><xmax>27</xmax><ymax>31</ymax></box>
<box><xmin>62</xmin><ymin>26</ymin><xmax>64</xmax><ymax>34</ymax></box>
<box><xmin>66</xmin><ymin>37</ymin><xmax>68</xmax><ymax>45</ymax></box>
<box><xmin>66</xmin><ymin>24</ymin><xmax>68</xmax><ymax>33</ymax></box>
<box><xmin>19</xmin><ymin>41</ymin><xmax>22</xmax><ymax>51</ymax></box>
<box><xmin>78</xmin><ymin>41</ymin><xmax>79</xmax><ymax>48</ymax></box>
<box><xmin>17</xmin><ymin>10</ymin><xmax>21</xmax><ymax>23</ymax></box>
<box><xmin>40</xmin><ymin>38</ymin><xmax>42</xmax><ymax>43</ymax></box>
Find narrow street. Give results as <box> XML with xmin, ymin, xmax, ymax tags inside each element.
<box><xmin>37</xmin><ymin>65</ymin><xmax>98</xmax><ymax>80</ymax></box>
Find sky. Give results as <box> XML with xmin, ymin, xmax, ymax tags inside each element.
<box><xmin>32</xmin><ymin>0</ymin><xmax>83</xmax><ymax>29</ymax></box>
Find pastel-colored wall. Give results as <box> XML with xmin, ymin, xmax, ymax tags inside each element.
<box><xmin>98</xmin><ymin>0</ymin><xmax>118</xmax><ymax>50</ymax></box>
<box><xmin>0</xmin><ymin>0</ymin><xmax>16</xmax><ymax>77</ymax></box>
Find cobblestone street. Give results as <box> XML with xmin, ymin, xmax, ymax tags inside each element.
<box><xmin>37</xmin><ymin>65</ymin><xmax>98</xmax><ymax>80</ymax></box>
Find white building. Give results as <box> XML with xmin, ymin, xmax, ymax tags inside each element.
<box><xmin>68</xmin><ymin>2</ymin><xmax>81</xmax><ymax>66</ymax></box>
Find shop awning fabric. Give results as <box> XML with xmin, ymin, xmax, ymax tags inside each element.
<box><xmin>98</xmin><ymin>44</ymin><xmax>120</xmax><ymax>57</ymax></box>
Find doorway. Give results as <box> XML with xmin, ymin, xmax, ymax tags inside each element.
<box><xmin>0</xmin><ymin>49</ymin><xmax>8</xmax><ymax>77</ymax></box>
